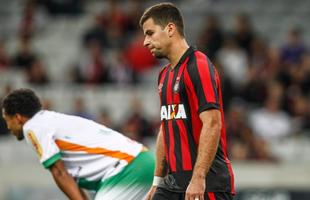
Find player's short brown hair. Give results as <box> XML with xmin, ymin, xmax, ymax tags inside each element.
<box><xmin>139</xmin><ymin>2</ymin><xmax>185</xmax><ymax>37</ymax></box>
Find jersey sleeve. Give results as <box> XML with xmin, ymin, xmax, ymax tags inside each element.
<box><xmin>185</xmin><ymin>55</ymin><xmax>220</xmax><ymax>113</ymax></box>
<box><xmin>24</xmin><ymin>126</ymin><xmax>61</xmax><ymax>169</ymax></box>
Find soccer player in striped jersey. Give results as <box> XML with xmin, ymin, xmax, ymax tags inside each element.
<box><xmin>140</xmin><ymin>3</ymin><xmax>235</xmax><ymax>200</ymax></box>
<box><xmin>2</xmin><ymin>88</ymin><xmax>154</xmax><ymax>200</ymax></box>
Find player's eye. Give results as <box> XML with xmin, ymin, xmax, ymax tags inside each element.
<box><xmin>146</xmin><ymin>30</ymin><xmax>154</xmax><ymax>36</ymax></box>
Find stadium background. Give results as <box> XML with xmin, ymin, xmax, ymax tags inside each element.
<box><xmin>0</xmin><ymin>0</ymin><xmax>309</xmax><ymax>199</ymax></box>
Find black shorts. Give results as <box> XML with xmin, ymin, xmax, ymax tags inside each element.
<box><xmin>152</xmin><ymin>187</ymin><xmax>234</xmax><ymax>200</ymax></box>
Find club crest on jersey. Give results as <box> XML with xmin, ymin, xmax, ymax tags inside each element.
<box><xmin>27</xmin><ymin>130</ymin><xmax>43</xmax><ymax>159</ymax></box>
<box><xmin>173</xmin><ymin>78</ymin><xmax>180</xmax><ymax>93</ymax></box>
<box><xmin>158</xmin><ymin>83</ymin><xmax>163</xmax><ymax>93</ymax></box>
<box><xmin>161</xmin><ymin>104</ymin><xmax>187</xmax><ymax>120</ymax></box>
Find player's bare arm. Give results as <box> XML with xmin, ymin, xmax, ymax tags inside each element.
<box><xmin>154</xmin><ymin>125</ymin><xmax>167</xmax><ymax>177</ymax></box>
<box><xmin>50</xmin><ymin>160</ymin><xmax>88</xmax><ymax>200</ymax></box>
<box><xmin>145</xmin><ymin>125</ymin><xmax>166</xmax><ymax>200</ymax></box>
<box><xmin>79</xmin><ymin>188</ymin><xmax>90</xmax><ymax>200</ymax></box>
<box><xmin>186</xmin><ymin>109</ymin><xmax>222</xmax><ymax>200</ymax></box>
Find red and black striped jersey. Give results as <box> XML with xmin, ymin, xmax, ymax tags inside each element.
<box><xmin>158</xmin><ymin>46</ymin><xmax>235</xmax><ymax>194</ymax></box>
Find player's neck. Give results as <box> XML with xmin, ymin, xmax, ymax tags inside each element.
<box><xmin>168</xmin><ymin>39</ymin><xmax>189</xmax><ymax>69</ymax></box>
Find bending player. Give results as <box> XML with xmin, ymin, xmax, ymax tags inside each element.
<box><xmin>2</xmin><ymin>88</ymin><xmax>155</xmax><ymax>200</ymax></box>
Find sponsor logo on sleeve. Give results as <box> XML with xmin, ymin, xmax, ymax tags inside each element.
<box><xmin>27</xmin><ymin>131</ymin><xmax>43</xmax><ymax>159</ymax></box>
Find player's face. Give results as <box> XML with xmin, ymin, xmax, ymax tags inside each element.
<box><xmin>142</xmin><ymin>18</ymin><xmax>170</xmax><ymax>59</ymax></box>
<box><xmin>2</xmin><ymin>109</ymin><xmax>24</xmax><ymax>140</ymax></box>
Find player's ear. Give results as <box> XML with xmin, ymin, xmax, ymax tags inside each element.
<box><xmin>16</xmin><ymin>113</ymin><xmax>26</xmax><ymax>124</ymax></box>
<box><xmin>15</xmin><ymin>114</ymin><xmax>22</xmax><ymax>122</ymax></box>
<box><xmin>166</xmin><ymin>22</ymin><xmax>176</xmax><ymax>37</ymax></box>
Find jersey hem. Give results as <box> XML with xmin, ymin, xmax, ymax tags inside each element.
<box><xmin>157</xmin><ymin>185</ymin><xmax>234</xmax><ymax>194</ymax></box>
<box><xmin>78</xmin><ymin>178</ymin><xmax>101</xmax><ymax>191</ymax></box>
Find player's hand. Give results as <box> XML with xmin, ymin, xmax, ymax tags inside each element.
<box><xmin>144</xmin><ymin>186</ymin><xmax>157</xmax><ymax>200</ymax></box>
<box><xmin>185</xmin><ymin>177</ymin><xmax>205</xmax><ymax>200</ymax></box>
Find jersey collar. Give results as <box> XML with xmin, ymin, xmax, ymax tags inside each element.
<box><xmin>170</xmin><ymin>46</ymin><xmax>196</xmax><ymax>70</ymax></box>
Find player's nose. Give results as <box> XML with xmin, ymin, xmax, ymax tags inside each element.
<box><xmin>143</xmin><ymin>37</ymin><xmax>150</xmax><ymax>48</ymax></box>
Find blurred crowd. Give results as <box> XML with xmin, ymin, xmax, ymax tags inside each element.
<box><xmin>0</xmin><ymin>0</ymin><xmax>309</xmax><ymax>162</ymax></box>
<box><xmin>197</xmin><ymin>13</ymin><xmax>310</xmax><ymax>162</ymax></box>
<box><xmin>0</xmin><ymin>0</ymin><xmax>159</xmax><ymax>85</ymax></box>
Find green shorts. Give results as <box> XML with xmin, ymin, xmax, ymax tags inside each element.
<box><xmin>94</xmin><ymin>150</ymin><xmax>155</xmax><ymax>200</ymax></box>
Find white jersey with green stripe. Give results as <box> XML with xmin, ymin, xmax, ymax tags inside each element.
<box><xmin>23</xmin><ymin>110</ymin><xmax>143</xmax><ymax>186</ymax></box>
